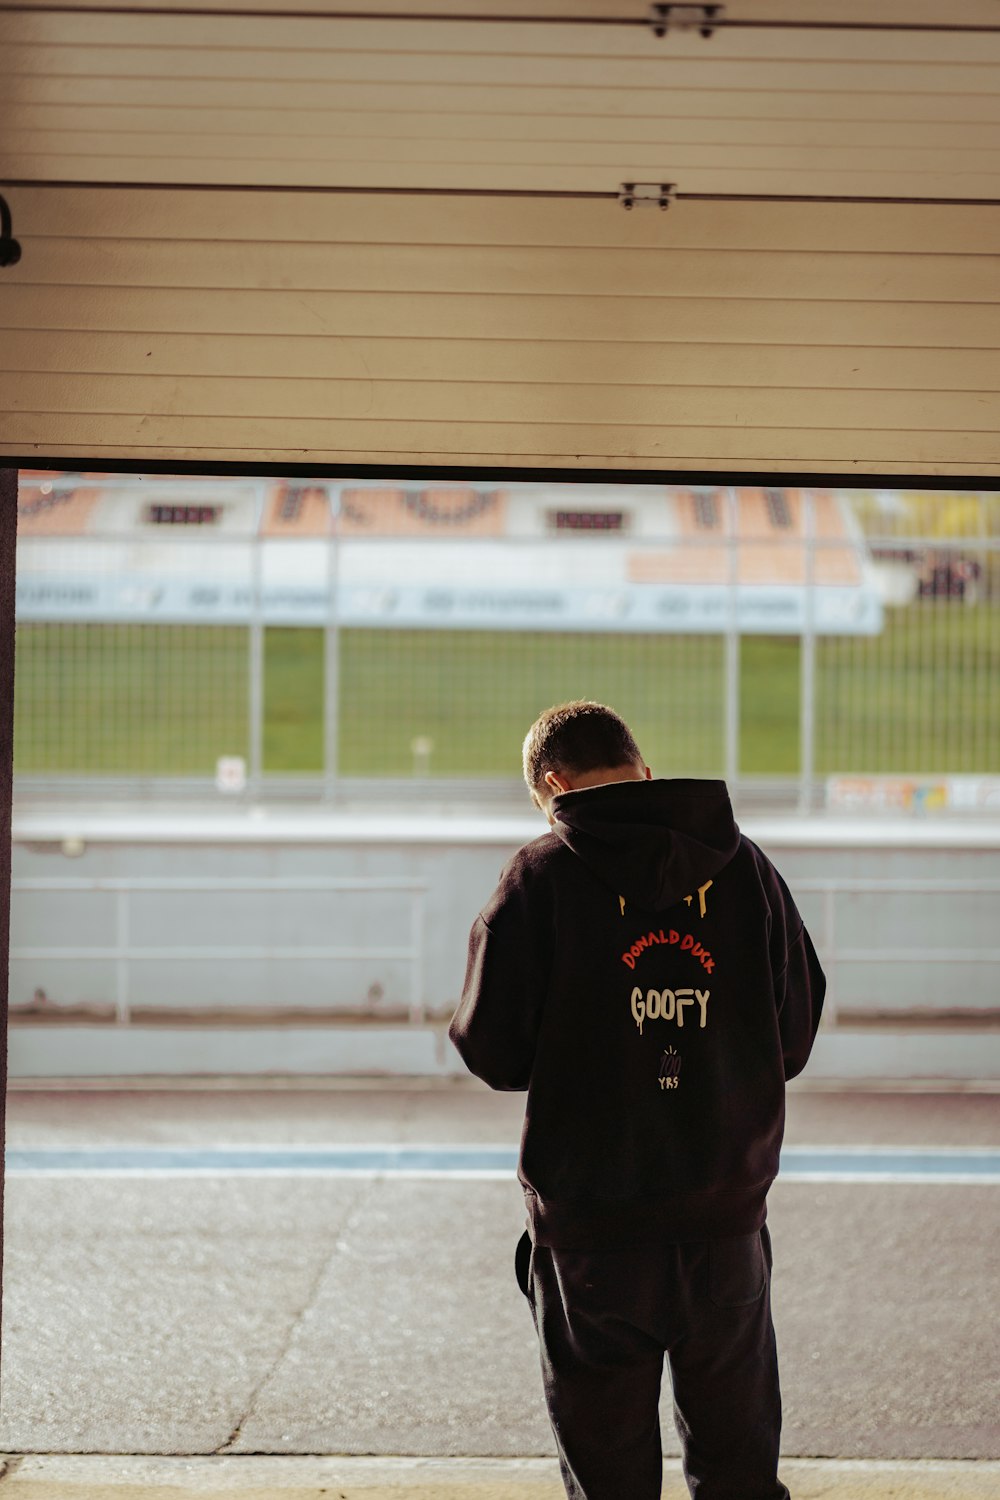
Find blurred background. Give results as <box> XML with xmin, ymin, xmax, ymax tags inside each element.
<box><xmin>13</xmin><ymin>471</ymin><xmax>1000</xmax><ymax>797</ymax></box>
<box><xmin>8</xmin><ymin>470</ymin><xmax>1000</xmax><ymax>1083</ymax></box>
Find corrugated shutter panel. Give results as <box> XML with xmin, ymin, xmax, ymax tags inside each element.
<box><xmin>1</xmin><ymin>0</ymin><xmax>997</xmax><ymax>472</ymax></box>
<box><xmin>2</xmin><ymin>5</ymin><xmax>999</xmax><ymax>196</ymax></box>
<box><xmin>2</xmin><ymin>190</ymin><xmax>997</xmax><ymax>472</ymax></box>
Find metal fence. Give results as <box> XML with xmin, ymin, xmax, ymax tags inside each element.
<box><xmin>10</xmin><ymin>872</ymin><xmax>1000</xmax><ymax>1029</ymax></box>
<box><xmin>12</xmin><ymin>477</ymin><xmax>1000</xmax><ymax>812</ymax></box>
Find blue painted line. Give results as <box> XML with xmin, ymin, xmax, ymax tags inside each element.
<box><xmin>4</xmin><ymin>1145</ymin><xmax>1000</xmax><ymax>1179</ymax></box>
<box><xmin>5</xmin><ymin>1146</ymin><xmax>515</xmax><ymax>1173</ymax></box>
<box><xmin>782</xmin><ymin>1148</ymin><xmax>1000</xmax><ymax>1177</ymax></box>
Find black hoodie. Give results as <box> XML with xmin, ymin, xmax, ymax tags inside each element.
<box><xmin>448</xmin><ymin>777</ymin><xmax>826</xmax><ymax>1249</ymax></box>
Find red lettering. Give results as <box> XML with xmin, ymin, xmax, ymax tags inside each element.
<box><xmin>623</xmin><ymin>927</ymin><xmax>717</xmax><ymax>972</ymax></box>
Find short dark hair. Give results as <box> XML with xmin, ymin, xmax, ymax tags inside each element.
<box><xmin>522</xmin><ymin>700</ymin><xmax>643</xmax><ymax>795</ymax></box>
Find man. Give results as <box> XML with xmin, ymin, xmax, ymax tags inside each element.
<box><xmin>448</xmin><ymin>700</ymin><xmax>826</xmax><ymax>1500</ymax></box>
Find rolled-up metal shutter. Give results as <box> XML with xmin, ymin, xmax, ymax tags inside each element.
<box><xmin>1</xmin><ymin>0</ymin><xmax>997</xmax><ymax>473</ymax></box>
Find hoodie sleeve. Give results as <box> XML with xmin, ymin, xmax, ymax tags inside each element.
<box><xmin>754</xmin><ymin>845</ymin><xmax>827</xmax><ymax>1081</ymax></box>
<box><xmin>775</xmin><ymin>917</ymin><xmax>827</xmax><ymax>1080</ymax></box>
<box><xmin>448</xmin><ymin>854</ymin><xmax>552</xmax><ymax>1091</ymax></box>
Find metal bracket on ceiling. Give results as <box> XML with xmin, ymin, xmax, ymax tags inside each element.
<box><xmin>619</xmin><ymin>182</ymin><xmax>676</xmax><ymax>211</ymax></box>
<box><xmin>0</xmin><ymin>194</ymin><xmax>22</xmax><ymax>268</ymax></box>
<box><xmin>648</xmin><ymin>4</ymin><xmax>724</xmax><ymax>39</ymax></box>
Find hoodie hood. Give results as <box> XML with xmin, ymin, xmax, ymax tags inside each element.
<box><xmin>550</xmin><ymin>777</ymin><xmax>740</xmax><ymax>912</ymax></box>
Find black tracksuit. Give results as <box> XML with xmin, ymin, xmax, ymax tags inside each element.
<box><xmin>449</xmin><ymin>778</ymin><xmax>826</xmax><ymax>1500</ymax></box>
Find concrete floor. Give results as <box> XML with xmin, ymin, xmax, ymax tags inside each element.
<box><xmin>0</xmin><ymin>1083</ymin><xmax>997</xmax><ymax>1468</ymax></box>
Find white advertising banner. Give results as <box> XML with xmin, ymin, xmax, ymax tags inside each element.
<box><xmin>15</xmin><ymin>539</ymin><xmax>883</xmax><ymax>636</ymax></box>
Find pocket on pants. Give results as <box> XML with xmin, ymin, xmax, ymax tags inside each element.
<box><xmin>514</xmin><ymin>1228</ymin><xmax>533</xmax><ymax>1298</ymax></box>
<box><xmin>708</xmin><ymin>1229</ymin><xmax>766</xmax><ymax>1308</ymax></box>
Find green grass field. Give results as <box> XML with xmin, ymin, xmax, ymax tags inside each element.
<box><xmin>13</xmin><ymin>606</ymin><xmax>1000</xmax><ymax>779</ymax></box>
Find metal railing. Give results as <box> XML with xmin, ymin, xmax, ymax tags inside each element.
<box><xmin>9</xmin><ymin>875</ymin><xmax>428</xmax><ymax>1025</ymax></box>
<box><xmin>795</xmin><ymin>878</ymin><xmax>1000</xmax><ymax>1028</ymax></box>
<box><xmin>10</xmin><ymin>872</ymin><xmax>1000</xmax><ymax>1033</ymax></box>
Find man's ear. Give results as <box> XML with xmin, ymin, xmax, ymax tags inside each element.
<box><xmin>644</xmin><ymin>764</ymin><xmax>652</xmax><ymax>780</ymax></box>
<box><xmin>544</xmin><ymin>770</ymin><xmax>569</xmax><ymax>796</ymax></box>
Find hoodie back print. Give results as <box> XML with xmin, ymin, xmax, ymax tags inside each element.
<box><xmin>449</xmin><ymin>778</ymin><xmax>826</xmax><ymax>1249</ymax></box>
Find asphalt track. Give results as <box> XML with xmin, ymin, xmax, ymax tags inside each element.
<box><xmin>1</xmin><ymin>1080</ymin><xmax>997</xmax><ymax>1497</ymax></box>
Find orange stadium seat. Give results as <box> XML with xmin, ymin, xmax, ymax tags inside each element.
<box><xmin>628</xmin><ymin>490</ymin><xmax>860</xmax><ymax>589</ymax></box>
<box><xmin>336</xmin><ymin>486</ymin><xmax>506</xmax><ymax>537</ymax></box>
<box><xmin>16</xmin><ymin>473</ymin><xmax>107</xmax><ymax>537</ymax></box>
<box><xmin>259</xmin><ymin>482</ymin><xmax>332</xmax><ymax>537</ymax></box>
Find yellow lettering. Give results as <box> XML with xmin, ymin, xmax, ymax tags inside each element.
<box><xmin>680</xmin><ymin>881</ymin><xmax>714</xmax><ymax>917</ymax></box>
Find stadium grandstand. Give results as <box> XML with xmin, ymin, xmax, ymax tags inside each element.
<box><xmin>15</xmin><ymin>472</ymin><xmax>880</xmax><ymax>636</ymax></box>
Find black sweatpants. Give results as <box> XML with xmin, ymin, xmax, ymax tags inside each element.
<box><xmin>515</xmin><ymin>1224</ymin><xmax>789</xmax><ymax>1500</ymax></box>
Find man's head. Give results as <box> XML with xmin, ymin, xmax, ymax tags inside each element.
<box><xmin>522</xmin><ymin>700</ymin><xmax>651</xmax><ymax>823</ymax></box>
